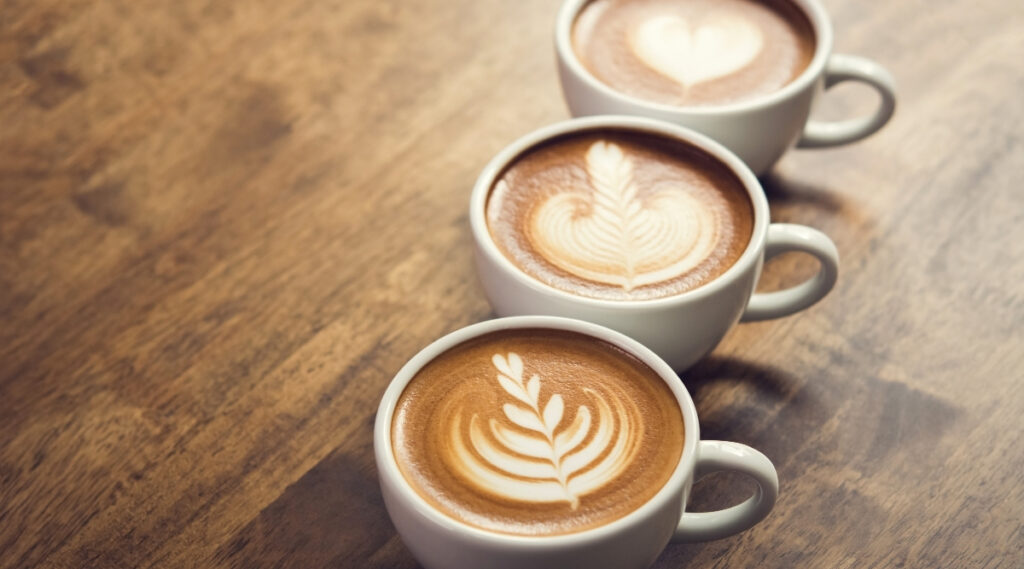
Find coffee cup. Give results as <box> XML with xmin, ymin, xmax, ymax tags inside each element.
<box><xmin>374</xmin><ymin>315</ymin><xmax>779</xmax><ymax>569</ymax></box>
<box><xmin>555</xmin><ymin>0</ymin><xmax>897</xmax><ymax>174</ymax></box>
<box><xmin>469</xmin><ymin>116</ymin><xmax>839</xmax><ymax>370</ymax></box>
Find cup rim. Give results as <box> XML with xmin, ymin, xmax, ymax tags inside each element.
<box><xmin>468</xmin><ymin>115</ymin><xmax>770</xmax><ymax>310</ymax></box>
<box><xmin>374</xmin><ymin>315</ymin><xmax>701</xmax><ymax>546</ymax></box>
<box><xmin>554</xmin><ymin>0</ymin><xmax>835</xmax><ymax>115</ymax></box>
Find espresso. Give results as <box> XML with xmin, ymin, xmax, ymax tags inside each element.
<box><xmin>486</xmin><ymin>130</ymin><xmax>753</xmax><ymax>301</ymax></box>
<box><xmin>392</xmin><ymin>328</ymin><xmax>684</xmax><ymax>536</ymax></box>
<box><xmin>572</xmin><ymin>0</ymin><xmax>816</xmax><ymax>107</ymax></box>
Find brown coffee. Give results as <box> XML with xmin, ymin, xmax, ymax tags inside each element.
<box><xmin>572</xmin><ymin>0</ymin><xmax>816</xmax><ymax>107</ymax></box>
<box><xmin>392</xmin><ymin>328</ymin><xmax>684</xmax><ymax>536</ymax></box>
<box><xmin>485</xmin><ymin>129</ymin><xmax>753</xmax><ymax>301</ymax></box>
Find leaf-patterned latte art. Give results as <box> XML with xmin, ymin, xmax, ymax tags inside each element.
<box><xmin>451</xmin><ymin>352</ymin><xmax>641</xmax><ymax>508</ymax></box>
<box><xmin>524</xmin><ymin>140</ymin><xmax>719</xmax><ymax>291</ymax></box>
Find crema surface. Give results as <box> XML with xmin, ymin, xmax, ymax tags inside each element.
<box><xmin>486</xmin><ymin>130</ymin><xmax>753</xmax><ymax>301</ymax></box>
<box><xmin>392</xmin><ymin>329</ymin><xmax>684</xmax><ymax>536</ymax></box>
<box><xmin>573</xmin><ymin>0</ymin><xmax>815</xmax><ymax>106</ymax></box>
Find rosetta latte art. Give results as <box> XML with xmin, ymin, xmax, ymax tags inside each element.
<box><xmin>524</xmin><ymin>140</ymin><xmax>719</xmax><ymax>291</ymax></box>
<box><xmin>452</xmin><ymin>352</ymin><xmax>641</xmax><ymax>508</ymax></box>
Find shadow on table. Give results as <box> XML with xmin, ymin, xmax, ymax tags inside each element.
<box><xmin>212</xmin><ymin>413</ymin><xmax>420</xmax><ymax>569</ymax></box>
<box><xmin>657</xmin><ymin>356</ymin><xmax>812</xmax><ymax>567</ymax></box>
<box><xmin>759</xmin><ymin>172</ymin><xmax>846</xmax><ymax>214</ymax></box>
<box><xmin>676</xmin><ymin>355</ymin><xmax>824</xmax><ymax>490</ymax></box>
<box><xmin>683</xmin><ymin>355</ymin><xmax>799</xmax><ymax>405</ymax></box>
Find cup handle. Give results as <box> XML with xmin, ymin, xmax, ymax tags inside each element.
<box><xmin>672</xmin><ymin>440</ymin><xmax>779</xmax><ymax>543</ymax></box>
<box><xmin>796</xmin><ymin>53</ymin><xmax>897</xmax><ymax>148</ymax></box>
<box><xmin>740</xmin><ymin>223</ymin><xmax>839</xmax><ymax>322</ymax></box>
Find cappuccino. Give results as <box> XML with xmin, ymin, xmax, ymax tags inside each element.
<box><xmin>572</xmin><ymin>0</ymin><xmax>816</xmax><ymax>107</ymax></box>
<box><xmin>391</xmin><ymin>328</ymin><xmax>684</xmax><ymax>536</ymax></box>
<box><xmin>485</xmin><ymin>129</ymin><xmax>753</xmax><ymax>301</ymax></box>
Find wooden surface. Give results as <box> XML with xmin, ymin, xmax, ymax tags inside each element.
<box><xmin>1</xmin><ymin>0</ymin><xmax>1022</xmax><ymax>567</ymax></box>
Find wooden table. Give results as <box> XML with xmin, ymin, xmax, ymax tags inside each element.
<box><xmin>2</xmin><ymin>0</ymin><xmax>1021</xmax><ymax>567</ymax></box>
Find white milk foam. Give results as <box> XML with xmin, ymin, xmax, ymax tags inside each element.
<box><xmin>629</xmin><ymin>13</ymin><xmax>764</xmax><ymax>87</ymax></box>
<box><xmin>503</xmin><ymin>140</ymin><xmax>719</xmax><ymax>292</ymax></box>
<box><xmin>450</xmin><ymin>352</ymin><xmax>640</xmax><ymax>508</ymax></box>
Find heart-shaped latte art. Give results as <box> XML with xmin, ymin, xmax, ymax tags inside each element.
<box><xmin>525</xmin><ymin>141</ymin><xmax>718</xmax><ymax>291</ymax></box>
<box><xmin>629</xmin><ymin>13</ymin><xmax>764</xmax><ymax>87</ymax></box>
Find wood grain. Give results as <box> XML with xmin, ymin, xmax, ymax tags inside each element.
<box><xmin>1</xmin><ymin>0</ymin><xmax>1022</xmax><ymax>567</ymax></box>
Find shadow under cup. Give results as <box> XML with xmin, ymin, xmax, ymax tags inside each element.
<box><xmin>469</xmin><ymin>116</ymin><xmax>839</xmax><ymax>371</ymax></box>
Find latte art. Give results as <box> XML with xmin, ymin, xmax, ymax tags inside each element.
<box><xmin>453</xmin><ymin>352</ymin><xmax>640</xmax><ymax>508</ymax></box>
<box><xmin>630</xmin><ymin>13</ymin><xmax>764</xmax><ymax>88</ymax></box>
<box><xmin>392</xmin><ymin>329</ymin><xmax>684</xmax><ymax>535</ymax></box>
<box><xmin>572</xmin><ymin>0</ymin><xmax>816</xmax><ymax>106</ymax></box>
<box><xmin>486</xmin><ymin>130</ymin><xmax>753</xmax><ymax>300</ymax></box>
<box><xmin>526</xmin><ymin>140</ymin><xmax>717</xmax><ymax>291</ymax></box>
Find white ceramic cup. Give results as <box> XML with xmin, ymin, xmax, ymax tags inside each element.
<box><xmin>555</xmin><ymin>0</ymin><xmax>897</xmax><ymax>175</ymax></box>
<box><xmin>375</xmin><ymin>316</ymin><xmax>779</xmax><ymax>569</ymax></box>
<box><xmin>470</xmin><ymin>116</ymin><xmax>839</xmax><ymax>371</ymax></box>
